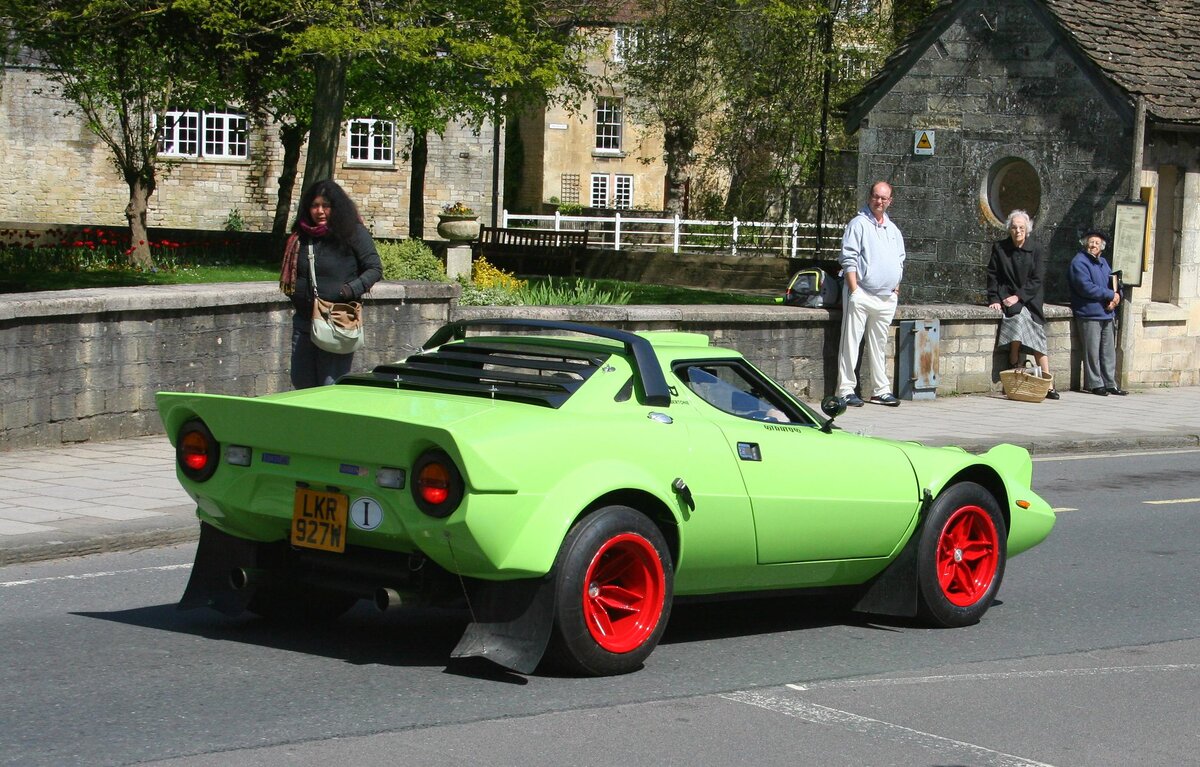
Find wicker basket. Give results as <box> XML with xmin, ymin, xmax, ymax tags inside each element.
<box><xmin>1000</xmin><ymin>362</ymin><xmax>1054</xmax><ymax>403</ymax></box>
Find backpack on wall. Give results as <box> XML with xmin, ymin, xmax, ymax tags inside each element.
<box><xmin>783</xmin><ymin>268</ymin><xmax>842</xmax><ymax>308</ymax></box>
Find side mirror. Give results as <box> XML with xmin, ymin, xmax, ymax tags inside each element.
<box><xmin>820</xmin><ymin>395</ymin><xmax>846</xmax><ymax>433</ymax></box>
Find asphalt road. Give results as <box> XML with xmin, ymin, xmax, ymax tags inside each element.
<box><xmin>2</xmin><ymin>448</ymin><xmax>1198</xmax><ymax>767</ymax></box>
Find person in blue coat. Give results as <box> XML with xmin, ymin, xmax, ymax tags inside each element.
<box><xmin>1067</xmin><ymin>229</ymin><xmax>1126</xmax><ymax>396</ymax></box>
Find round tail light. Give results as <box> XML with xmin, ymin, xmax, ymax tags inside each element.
<box><xmin>411</xmin><ymin>449</ymin><xmax>464</xmax><ymax>518</ymax></box>
<box><xmin>177</xmin><ymin>419</ymin><xmax>219</xmax><ymax>482</ymax></box>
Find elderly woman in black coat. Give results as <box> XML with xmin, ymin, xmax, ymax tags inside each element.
<box><xmin>986</xmin><ymin>209</ymin><xmax>1059</xmax><ymax>400</ymax></box>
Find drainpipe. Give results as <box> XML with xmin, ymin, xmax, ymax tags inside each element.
<box><xmin>1118</xmin><ymin>96</ymin><xmax>1146</xmax><ymax>389</ymax></box>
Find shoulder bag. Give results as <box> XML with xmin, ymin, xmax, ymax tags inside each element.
<box><xmin>307</xmin><ymin>244</ymin><xmax>365</xmax><ymax>354</ymax></box>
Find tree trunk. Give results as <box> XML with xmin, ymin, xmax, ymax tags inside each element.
<box><xmin>301</xmin><ymin>56</ymin><xmax>348</xmax><ymax>190</ymax></box>
<box><xmin>662</xmin><ymin>122</ymin><xmax>696</xmax><ymax>215</ymax></box>
<box><xmin>273</xmin><ymin>122</ymin><xmax>308</xmax><ymax>235</ymax></box>
<box><xmin>408</xmin><ymin>129</ymin><xmax>428</xmax><ymax>238</ymax></box>
<box><xmin>124</xmin><ymin>177</ymin><xmax>154</xmax><ymax>269</ymax></box>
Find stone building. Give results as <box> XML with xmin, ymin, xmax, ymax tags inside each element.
<box><xmin>0</xmin><ymin>64</ymin><xmax>501</xmax><ymax>237</ymax></box>
<box><xmin>508</xmin><ymin>14</ymin><xmax>668</xmax><ymax>215</ymax></box>
<box><xmin>842</xmin><ymin>0</ymin><xmax>1200</xmax><ymax>387</ymax></box>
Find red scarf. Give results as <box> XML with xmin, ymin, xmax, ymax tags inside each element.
<box><xmin>278</xmin><ymin>223</ymin><xmax>330</xmax><ymax>295</ymax></box>
<box><xmin>278</xmin><ymin>233</ymin><xmax>300</xmax><ymax>296</ymax></box>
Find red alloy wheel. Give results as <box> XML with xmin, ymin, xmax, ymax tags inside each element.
<box><xmin>581</xmin><ymin>533</ymin><xmax>666</xmax><ymax>653</ymax></box>
<box><xmin>935</xmin><ymin>504</ymin><xmax>1000</xmax><ymax>607</ymax></box>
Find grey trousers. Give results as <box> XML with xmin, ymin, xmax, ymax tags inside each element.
<box><xmin>1076</xmin><ymin>318</ymin><xmax>1117</xmax><ymax>390</ymax></box>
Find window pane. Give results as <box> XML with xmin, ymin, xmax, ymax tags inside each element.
<box><xmin>614</xmin><ymin>174</ymin><xmax>633</xmax><ymax>209</ymax></box>
<box><xmin>591</xmin><ymin>174</ymin><xmax>609</xmax><ymax>208</ymax></box>
<box><xmin>595</xmin><ymin>98</ymin><xmax>622</xmax><ymax>152</ymax></box>
<box><xmin>159</xmin><ymin>111</ymin><xmax>199</xmax><ymax>157</ymax></box>
<box><xmin>348</xmin><ymin>119</ymin><xmax>394</xmax><ymax>164</ymax></box>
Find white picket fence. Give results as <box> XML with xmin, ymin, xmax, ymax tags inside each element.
<box><xmin>500</xmin><ymin>210</ymin><xmax>844</xmax><ymax>258</ymax></box>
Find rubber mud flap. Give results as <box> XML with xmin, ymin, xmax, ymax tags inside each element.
<box><xmin>451</xmin><ymin>575</ymin><xmax>556</xmax><ymax>674</ymax></box>
<box><xmin>178</xmin><ymin>522</ymin><xmax>260</xmax><ymax>615</ymax></box>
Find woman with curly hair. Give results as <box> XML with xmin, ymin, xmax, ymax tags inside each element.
<box><xmin>279</xmin><ymin>179</ymin><xmax>382</xmax><ymax>389</ymax></box>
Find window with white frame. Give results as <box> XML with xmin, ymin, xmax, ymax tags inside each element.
<box><xmin>612</xmin><ymin>27</ymin><xmax>645</xmax><ymax>63</ymax></box>
<box><xmin>159</xmin><ymin>110</ymin><xmax>248</xmax><ymax>159</ymax></box>
<box><xmin>589</xmin><ymin>173</ymin><xmax>634</xmax><ymax>209</ymax></box>
<box><xmin>204</xmin><ymin>112</ymin><xmax>248</xmax><ymax>158</ymax></box>
<box><xmin>158</xmin><ymin>112</ymin><xmax>199</xmax><ymax>157</ymax></box>
<box><xmin>614</xmin><ymin>174</ymin><xmax>633</xmax><ymax>209</ymax></box>
<box><xmin>347</xmin><ymin>118</ymin><xmax>395</xmax><ymax>164</ymax></box>
<box><xmin>595</xmin><ymin>98</ymin><xmax>623</xmax><ymax>153</ymax></box>
<box><xmin>590</xmin><ymin>173</ymin><xmax>609</xmax><ymax>208</ymax></box>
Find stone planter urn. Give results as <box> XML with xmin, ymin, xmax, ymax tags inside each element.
<box><xmin>436</xmin><ymin>214</ymin><xmax>481</xmax><ymax>243</ymax></box>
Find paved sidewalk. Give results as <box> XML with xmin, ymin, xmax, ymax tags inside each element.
<box><xmin>2</xmin><ymin>387</ymin><xmax>1198</xmax><ymax>567</ymax></box>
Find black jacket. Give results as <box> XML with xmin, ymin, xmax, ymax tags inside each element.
<box><xmin>291</xmin><ymin>223</ymin><xmax>382</xmax><ymax>329</ymax></box>
<box><xmin>986</xmin><ymin>237</ymin><xmax>1045</xmax><ymax>322</ymax></box>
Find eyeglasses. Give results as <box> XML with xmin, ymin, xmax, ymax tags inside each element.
<box><xmin>870</xmin><ymin>194</ymin><xmax>891</xmax><ymax>201</ymax></box>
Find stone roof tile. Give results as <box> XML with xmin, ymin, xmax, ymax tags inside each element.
<box><xmin>843</xmin><ymin>0</ymin><xmax>1200</xmax><ymax>127</ymax></box>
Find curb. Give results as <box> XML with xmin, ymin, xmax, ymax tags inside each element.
<box><xmin>0</xmin><ymin>523</ymin><xmax>199</xmax><ymax>568</ymax></box>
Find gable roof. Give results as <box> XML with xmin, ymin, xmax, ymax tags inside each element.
<box><xmin>842</xmin><ymin>0</ymin><xmax>1200</xmax><ymax>131</ymax></box>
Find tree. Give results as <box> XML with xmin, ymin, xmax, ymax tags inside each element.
<box><xmin>344</xmin><ymin>0</ymin><xmax>603</xmax><ymax>233</ymax></box>
<box><xmin>2</xmin><ymin>0</ymin><xmax>220</xmax><ymax>267</ymax></box>
<box><xmin>617</xmin><ymin>0</ymin><xmax>724</xmax><ymax>215</ymax></box>
<box><xmin>617</xmin><ymin>0</ymin><xmax>894</xmax><ymax>221</ymax></box>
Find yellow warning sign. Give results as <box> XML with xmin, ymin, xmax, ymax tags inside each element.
<box><xmin>914</xmin><ymin>130</ymin><xmax>935</xmax><ymax>155</ymax></box>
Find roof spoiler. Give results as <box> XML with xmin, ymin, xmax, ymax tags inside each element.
<box><xmin>423</xmin><ymin>319</ymin><xmax>672</xmax><ymax>407</ymax></box>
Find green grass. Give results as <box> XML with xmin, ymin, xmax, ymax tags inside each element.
<box><xmin>0</xmin><ymin>254</ymin><xmax>774</xmax><ymax>305</ymax></box>
<box><xmin>0</xmin><ymin>264</ymin><xmax>277</xmax><ymax>293</ymax></box>
<box><xmin>523</xmin><ymin>277</ymin><xmax>775</xmax><ymax>306</ymax></box>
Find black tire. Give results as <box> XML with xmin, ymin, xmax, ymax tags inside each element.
<box><xmin>546</xmin><ymin>506</ymin><xmax>674</xmax><ymax>676</ymax></box>
<box><xmin>916</xmin><ymin>482</ymin><xmax>1007</xmax><ymax>628</ymax></box>
<box><xmin>246</xmin><ymin>583</ymin><xmax>358</xmax><ymax>624</ymax></box>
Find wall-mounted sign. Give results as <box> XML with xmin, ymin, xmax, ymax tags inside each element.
<box><xmin>548</xmin><ymin>123</ymin><xmax>568</xmax><ymax>130</ymax></box>
<box><xmin>913</xmin><ymin>130</ymin><xmax>935</xmax><ymax>155</ymax></box>
<box><xmin>1111</xmin><ymin>200</ymin><xmax>1148</xmax><ymax>287</ymax></box>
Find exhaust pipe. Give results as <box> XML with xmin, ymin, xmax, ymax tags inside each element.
<box><xmin>375</xmin><ymin>587</ymin><xmax>405</xmax><ymax>612</ymax></box>
<box><xmin>229</xmin><ymin>567</ymin><xmax>265</xmax><ymax>591</ymax></box>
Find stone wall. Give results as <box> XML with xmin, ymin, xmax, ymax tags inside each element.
<box><xmin>1</xmin><ymin>282</ymin><xmax>1077</xmax><ymax>451</ymax></box>
<box><xmin>0</xmin><ymin>282</ymin><xmax>457</xmax><ymax>450</ymax></box>
<box><xmin>855</xmin><ymin>0</ymin><xmax>1132</xmax><ymax>306</ymax></box>
<box><xmin>0</xmin><ymin>67</ymin><xmax>501</xmax><ymax>237</ymax></box>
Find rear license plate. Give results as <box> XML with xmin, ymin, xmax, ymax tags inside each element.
<box><xmin>292</xmin><ymin>487</ymin><xmax>348</xmax><ymax>553</ymax></box>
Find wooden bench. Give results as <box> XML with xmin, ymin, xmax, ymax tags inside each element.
<box><xmin>473</xmin><ymin>226</ymin><xmax>589</xmax><ymax>277</ymax></box>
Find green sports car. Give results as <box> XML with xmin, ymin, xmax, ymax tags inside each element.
<box><xmin>158</xmin><ymin>319</ymin><xmax>1055</xmax><ymax>676</ymax></box>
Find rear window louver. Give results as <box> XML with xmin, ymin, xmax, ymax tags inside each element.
<box><xmin>338</xmin><ymin>341</ymin><xmax>608</xmax><ymax>408</ymax></box>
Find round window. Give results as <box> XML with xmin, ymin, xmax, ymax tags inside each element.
<box><xmin>986</xmin><ymin>158</ymin><xmax>1041</xmax><ymax>223</ymax></box>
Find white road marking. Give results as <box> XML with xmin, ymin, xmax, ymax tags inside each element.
<box><xmin>1052</xmin><ymin>507</ymin><xmax>1078</xmax><ymax>513</ymax></box>
<box><xmin>782</xmin><ymin>663</ymin><xmax>1200</xmax><ymax>692</ymax></box>
<box><xmin>0</xmin><ymin>563</ymin><xmax>191</xmax><ymax>588</ymax></box>
<box><xmin>1143</xmin><ymin>497</ymin><xmax>1200</xmax><ymax>505</ymax></box>
<box><xmin>1034</xmin><ymin>448</ymin><xmax>1200</xmax><ymax>463</ymax></box>
<box><xmin>722</xmin><ymin>689</ymin><xmax>1055</xmax><ymax>767</ymax></box>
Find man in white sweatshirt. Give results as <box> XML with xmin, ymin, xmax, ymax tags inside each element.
<box><xmin>837</xmin><ymin>180</ymin><xmax>906</xmax><ymax>407</ymax></box>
